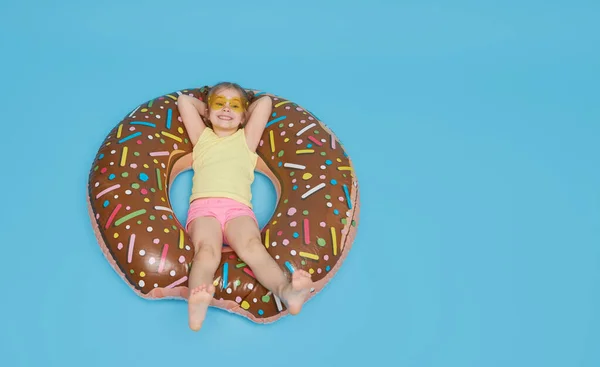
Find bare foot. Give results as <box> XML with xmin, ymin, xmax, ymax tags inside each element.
<box><xmin>188</xmin><ymin>284</ymin><xmax>214</xmax><ymax>331</ymax></box>
<box><xmin>283</xmin><ymin>270</ymin><xmax>313</xmax><ymax>315</ymax></box>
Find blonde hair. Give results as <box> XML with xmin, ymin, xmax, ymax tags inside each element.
<box><xmin>205</xmin><ymin>82</ymin><xmax>251</xmax><ymax>129</ymax></box>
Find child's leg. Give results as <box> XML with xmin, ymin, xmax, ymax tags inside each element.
<box><xmin>224</xmin><ymin>216</ymin><xmax>313</xmax><ymax>315</ymax></box>
<box><xmin>187</xmin><ymin>216</ymin><xmax>222</xmax><ymax>331</ymax></box>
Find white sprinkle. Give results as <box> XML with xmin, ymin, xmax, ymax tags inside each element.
<box><xmin>296</xmin><ymin>122</ymin><xmax>316</xmax><ymax>136</ymax></box>
<box><xmin>149</xmin><ymin>257</ymin><xmax>156</xmax><ymax>265</ymax></box>
<box><xmin>274</xmin><ymin>295</ymin><xmax>283</xmax><ymax>311</ymax></box>
<box><xmin>154</xmin><ymin>206</ymin><xmax>173</xmax><ymax>212</ymax></box>
<box><xmin>301</xmin><ymin>182</ymin><xmax>326</xmax><ymax>199</ymax></box>
<box><xmin>170</xmin><ymin>270</ymin><xmax>176</xmax><ymax>276</ymax></box>
<box><xmin>291</xmin><ymin>250</ymin><xmax>297</xmax><ymax>255</ymax></box>
<box><xmin>284</xmin><ymin>163</ymin><xmax>306</xmax><ymax>170</ymax></box>
<box><xmin>248</xmin><ymin>283</ymin><xmax>254</xmax><ymax>290</ymax></box>
<box><xmin>139</xmin><ymin>280</ymin><xmax>145</xmax><ymax>287</ymax></box>
<box><xmin>139</xmin><ymin>250</ymin><xmax>146</xmax><ymax>256</ymax></box>
<box><xmin>154</xmin><ymin>283</ymin><xmax>158</xmax><ymax>288</ymax></box>
<box><xmin>226</xmin><ymin>288</ymin><xmax>232</xmax><ymax>294</ymax></box>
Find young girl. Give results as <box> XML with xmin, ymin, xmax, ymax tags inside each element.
<box><xmin>177</xmin><ymin>82</ymin><xmax>313</xmax><ymax>331</ymax></box>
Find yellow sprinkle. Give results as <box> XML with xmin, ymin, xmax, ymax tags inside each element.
<box><xmin>166</xmin><ymin>94</ymin><xmax>177</xmax><ymax>100</ymax></box>
<box><xmin>140</xmin><ymin>272</ymin><xmax>146</xmax><ymax>277</ymax></box>
<box><xmin>141</xmin><ymin>108</ymin><xmax>148</xmax><ymax>112</ymax></box>
<box><xmin>337</xmin><ymin>158</ymin><xmax>342</xmax><ymax>162</ymax></box>
<box><xmin>144</xmin><ymin>198</ymin><xmax>150</xmax><ymax>203</ymax></box>
<box><xmin>275</xmin><ymin>100</ymin><xmax>292</xmax><ymax>108</ymax></box>
<box><xmin>117</xmin><ymin>124</ymin><xmax>123</xmax><ymax>138</ymax></box>
<box><xmin>241</xmin><ymin>301</ymin><xmax>250</xmax><ymax>309</ymax></box>
<box><xmin>143</xmin><ymin>164</ymin><xmax>149</xmax><ymax>168</ymax></box>
<box><xmin>299</xmin><ymin>252</ymin><xmax>319</xmax><ymax>260</ymax></box>
<box><xmin>120</xmin><ymin>146</ymin><xmax>128</xmax><ymax>167</ymax></box>
<box><xmin>155</xmin><ymin>133</ymin><xmax>160</xmax><ymax>138</ymax></box>
<box><xmin>296</xmin><ymin>149</ymin><xmax>314</xmax><ymax>154</ymax></box>
<box><xmin>309</xmin><ymin>268</ymin><xmax>315</xmax><ymax>274</ymax></box>
<box><xmin>284</xmin><ymin>138</ymin><xmax>290</xmax><ymax>143</ymax></box>
<box><xmin>164</xmin><ymin>228</ymin><xmax>170</xmax><ymax>233</ymax></box>
<box><xmin>113</xmin><ymin>233</ymin><xmax>119</xmax><ymax>239</ymax></box>
<box><xmin>265</xmin><ymin>229</ymin><xmax>270</xmax><ymax>248</ymax></box>
<box><xmin>153</xmin><ymin>159</ymin><xmax>158</xmax><ymax>164</ymax></box>
<box><xmin>179</xmin><ymin>229</ymin><xmax>184</xmax><ymax>249</ymax></box>
<box><xmin>269</xmin><ymin>130</ymin><xmax>275</xmax><ymax>153</ymax></box>
<box><xmin>302</xmin><ymin>173</ymin><xmax>312</xmax><ymax>180</ymax></box>
<box><xmin>213</xmin><ymin>279</ymin><xmax>219</xmax><ymax>286</ymax></box>
<box><xmin>161</xmin><ymin>131</ymin><xmax>182</xmax><ymax>142</ymax></box>
<box><xmin>178</xmin><ymin>127</ymin><xmax>184</xmax><ymax>134</ymax></box>
<box><xmin>165</xmin><ymin>100</ymin><xmax>170</xmax><ymax>104</ymax></box>
<box><xmin>337</xmin><ymin>166</ymin><xmax>352</xmax><ymax>171</ymax></box>
<box><xmin>331</xmin><ymin>227</ymin><xmax>338</xmax><ymax>256</ymax></box>
<box><xmin>161</xmin><ymin>197</ymin><xmax>166</xmax><ymax>202</ymax></box>
<box><xmin>272</xmin><ymin>220</ymin><xmax>277</xmax><ymax>225</ymax></box>
<box><xmin>106</xmin><ymin>142</ymin><xmax>111</xmax><ymax>146</ymax></box>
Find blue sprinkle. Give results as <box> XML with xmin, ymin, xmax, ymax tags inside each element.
<box><xmin>343</xmin><ymin>152</ymin><xmax>348</xmax><ymax>157</ymax></box>
<box><xmin>330</xmin><ymin>179</ymin><xmax>337</xmax><ymax>185</ymax></box>
<box><xmin>139</xmin><ymin>173</ymin><xmax>149</xmax><ymax>182</ymax></box>
<box><xmin>103</xmin><ymin>200</ymin><xmax>109</xmax><ymax>208</ymax></box>
<box><xmin>334</xmin><ymin>209</ymin><xmax>339</xmax><ymax>215</ymax></box>
<box><xmin>293</xmin><ymin>185</ymin><xmax>298</xmax><ymax>190</ymax></box>
<box><xmin>108</xmin><ymin>174</ymin><xmax>116</xmax><ymax>180</ymax></box>
<box><xmin>272</xmin><ymin>112</ymin><xmax>277</xmax><ymax>117</ymax></box>
<box><xmin>278</xmin><ymin>162</ymin><xmax>283</xmax><ymax>167</ymax></box>
<box><xmin>293</xmin><ymin>232</ymin><xmax>299</xmax><ymax>238</ymax></box>
<box><xmin>98</xmin><ymin>154</ymin><xmax>104</xmax><ymax>159</ymax></box>
<box><xmin>325</xmin><ymin>160</ymin><xmax>332</xmax><ymax>165</ymax></box>
<box><xmin>258</xmin><ymin>309</ymin><xmax>264</xmax><ymax>315</ymax></box>
<box><xmin>326</xmin><ymin>266</ymin><xmax>331</xmax><ymax>272</ymax></box>
<box><xmin>285</xmin><ymin>261</ymin><xmax>295</xmax><ymax>273</ymax></box>
<box><xmin>168</xmin><ymin>215</ymin><xmax>173</xmax><ymax>219</ymax></box>
<box><xmin>307</xmin><ymin>143</ymin><xmax>313</xmax><ymax>148</ymax></box>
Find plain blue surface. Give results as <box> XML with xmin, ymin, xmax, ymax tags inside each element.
<box><xmin>1</xmin><ymin>0</ymin><xmax>599</xmax><ymax>366</ymax></box>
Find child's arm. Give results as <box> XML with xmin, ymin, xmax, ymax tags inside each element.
<box><xmin>244</xmin><ymin>95</ymin><xmax>273</xmax><ymax>152</ymax></box>
<box><xmin>176</xmin><ymin>95</ymin><xmax>207</xmax><ymax>146</ymax></box>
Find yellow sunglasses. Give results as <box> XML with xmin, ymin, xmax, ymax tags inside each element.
<box><xmin>208</xmin><ymin>95</ymin><xmax>247</xmax><ymax>113</ymax></box>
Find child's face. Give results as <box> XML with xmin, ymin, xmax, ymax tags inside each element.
<box><xmin>207</xmin><ymin>88</ymin><xmax>246</xmax><ymax>130</ymax></box>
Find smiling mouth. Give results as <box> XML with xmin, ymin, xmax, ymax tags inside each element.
<box><xmin>218</xmin><ymin>115</ymin><xmax>233</xmax><ymax>121</ymax></box>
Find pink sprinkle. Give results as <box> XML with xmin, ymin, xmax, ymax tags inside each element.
<box><xmin>317</xmin><ymin>268</ymin><xmax>322</xmax><ymax>273</ymax></box>
<box><xmin>178</xmin><ymin>116</ymin><xmax>182</xmax><ymax>122</ymax></box>
<box><xmin>287</xmin><ymin>207</ymin><xmax>296</xmax><ymax>216</ymax></box>
<box><xmin>283</xmin><ymin>239</ymin><xmax>289</xmax><ymax>246</ymax></box>
<box><xmin>161</xmin><ymin>215</ymin><xmax>167</xmax><ymax>220</ymax></box>
<box><xmin>129</xmin><ymin>126</ymin><xmax>136</xmax><ymax>131</ymax></box>
<box><xmin>286</xmin><ymin>106</ymin><xmax>291</xmax><ymax>110</ymax></box>
<box><xmin>127</xmin><ymin>234</ymin><xmax>136</xmax><ymax>263</ymax></box>
<box><xmin>296</xmin><ymin>107</ymin><xmax>303</xmax><ymax>111</ymax></box>
<box><xmin>95</xmin><ymin>214</ymin><xmax>100</xmax><ymax>219</ymax></box>
<box><xmin>324</xmin><ymin>255</ymin><xmax>329</xmax><ymax>261</ymax></box>
<box><xmin>280</xmin><ymin>131</ymin><xmax>286</xmax><ymax>136</ymax></box>
<box><xmin>179</xmin><ymin>256</ymin><xmax>186</xmax><ymax>263</ymax></box>
<box><xmin>300</xmin><ymin>120</ymin><xmax>306</xmax><ymax>123</ymax></box>
<box><xmin>173</xmin><ymin>143</ymin><xmax>178</xmax><ymax>149</ymax></box>
<box><xmin>229</xmin><ymin>254</ymin><xmax>235</xmax><ymax>259</ymax></box>
<box><xmin>141</xmin><ymin>189</ymin><xmax>148</xmax><ymax>195</ymax></box>
<box><xmin>320</xmin><ymin>175</ymin><xmax>326</xmax><ymax>179</ymax></box>
<box><xmin>308</xmin><ymin>116</ymin><xmax>314</xmax><ymax>120</ymax></box>
<box><xmin>290</xmin><ymin>221</ymin><xmax>297</xmax><ymax>227</ymax></box>
<box><xmin>320</xmin><ymin>222</ymin><xmax>326</xmax><ymax>227</ymax></box>
<box><xmin>126</xmin><ymin>206</ymin><xmax>131</xmax><ymax>210</ymax></box>
<box><xmin>137</xmin><ymin>140</ymin><xmax>142</xmax><ymax>144</ymax></box>
<box><xmin>236</xmin><ymin>296</ymin><xmax>242</xmax><ymax>303</ymax></box>
<box><xmin>158</xmin><ymin>244</ymin><xmax>169</xmax><ymax>273</ymax></box>
<box><xmin>277</xmin><ymin>231</ymin><xmax>283</xmax><ymax>236</ymax></box>
<box><xmin>117</xmin><ymin>243</ymin><xmax>123</xmax><ymax>250</ymax></box>
<box><xmin>153</xmin><ymin>238</ymin><xmax>160</xmax><ymax>244</ymax></box>
<box><xmin>339</xmin><ymin>196</ymin><xmax>345</xmax><ymax>202</ymax></box>
<box><xmin>292</xmin><ymin>179</ymin><xmax>297</xmax><ymax>184</ymax></box>
<box><xmin>100</xmin><ymin>167</ymin><xmax>107</xmax><ymax>174</ymax></box>
<box><xmin>259</xmin><ymin>140</ymin><xmax>264</xmax><ymax>146</ymax></box>
<box><xmin>296</xmin><ymin>139</ymin><xmax>303</xmax><ymax>145</ymax></box>
<box><xmin>130</xmin><ymin>163</ymin><xmax>137</xmax><ymax>169</ymax></box>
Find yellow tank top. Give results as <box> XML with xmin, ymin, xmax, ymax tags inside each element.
<box><xmin>189</xmin><ymin>128</ymin><xmax>258</xmax><ymax>208</ymax></box>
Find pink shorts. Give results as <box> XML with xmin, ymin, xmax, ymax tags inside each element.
<box><xmin>185</xmin><ymin>197</ymin><xmax>258</xmax><ymax>244</ymax></box>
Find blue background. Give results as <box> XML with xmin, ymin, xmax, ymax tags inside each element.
<box><xmin>1</xmin><ymin>0</ymin><xmax>599</xmax><ymax>366</ymax></box>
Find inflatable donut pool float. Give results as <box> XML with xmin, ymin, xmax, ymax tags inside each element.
<box><xmin>87</xmin><ymin>86</ymin><xmax>360</xmax><ymax>323</ymax></box>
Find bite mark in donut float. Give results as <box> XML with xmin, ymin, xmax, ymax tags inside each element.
<box><xmin>87</xmin><ymin>86</ymin><xmax>360</xmax><ymax>323</ymax></box>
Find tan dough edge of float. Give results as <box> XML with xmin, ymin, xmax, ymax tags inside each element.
<box><xmin>87</xmin><ymin>115</ymin><xmax>361</xmax><ymax>325</ymax></box>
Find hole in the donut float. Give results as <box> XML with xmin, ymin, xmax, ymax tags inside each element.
<box><xmin>169</xmin><ymin>169</ymin><xmax>277</xmax><ymax>237</ymax></box>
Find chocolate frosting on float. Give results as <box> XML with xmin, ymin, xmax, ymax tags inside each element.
<box><xmin>87</xmin><ymin>86</ymin><xmax>360</xmax><ymax>323</ymax></box>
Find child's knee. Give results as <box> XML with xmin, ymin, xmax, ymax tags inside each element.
<box><xmin>236</xmin><ymin>236</ymin><xmax>263</xmax><ymax>257</ymax></box>
<box><xmin>194</xmin><ymin>241</ymin><xmax>221</xmax><ymax>262</ymax></box>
